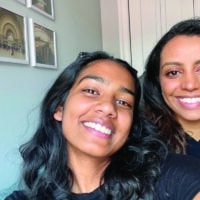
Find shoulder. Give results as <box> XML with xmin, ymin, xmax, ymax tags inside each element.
<box><xmin>4</xmin><ymin>191</ymin><xmax>27</xmax><ymax>200</ymax></box>
<box><xmin>155</xmin><ymin>153</ymin><xmax>200</xmax><ymax>200</ymax></box>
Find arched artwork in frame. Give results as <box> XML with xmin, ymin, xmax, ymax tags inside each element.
<box><xmin>29</xmin><ymin>18</ymin><xmax>57</xmax><ymax>69</ymax></box>
<box><xmin>27</xmin><ymin>0</ymin><xmax>54</xmax><ymax>20</ymax></box>
<box><xmin>0</xmin><ymin>6</ymin><xmax>29</xmax><ymax>64</ymax></box>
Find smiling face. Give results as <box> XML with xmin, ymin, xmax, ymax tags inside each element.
<box><xmin>54</xmin><ymin>59</ymin><xmax>135</xmax><ymax>160</ymax></box>
<box><xmin>160</xmin><ymin>35</ymin><xmax>200</xmax><ymax>125</ymax></box>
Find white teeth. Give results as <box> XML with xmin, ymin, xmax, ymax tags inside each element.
<box><xmin>180</xmin><ymin>97</ymin><xmax>200</xmax><ymax>103</ymax></box>
<box><xmin>83</xmin><ymin>122</ymin><xmax>112</xmax><ymax>135</ymax></box>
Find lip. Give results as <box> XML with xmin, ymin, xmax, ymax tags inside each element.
<box><xmin>177</xmin><ymin>96</ymin><xmax>200</xmax><ymax>108</ymax></box>
<box><xmin>82</xmin><ymin>119</ymin><xmax>114</xmax><ymax>138</ymax></box>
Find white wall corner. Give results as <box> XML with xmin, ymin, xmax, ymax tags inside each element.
<box><xmin>100</xmin><ymin>0</ymin><xmax>131</xmax><ymax>62</ymax></box>
<box><xmin>117</xmin><ymin>0</ymin><xmax>132</xmax><ymax>65</ymax></box>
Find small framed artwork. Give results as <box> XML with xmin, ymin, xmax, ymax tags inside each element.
<box><xmin>29</xmin><ymin>18</ymin><xmax>57</xmax><ymax>69</ymax></box>
<box><xmin>0</xmin><ymin>7</ymin><xmax>29</xmax><ymax>64</ymax></box>
<box><xmin>15</xmin><ymin>0</ymin><xmax>26</xmax><ymax>5</ymax></box>
<box><xmin>27</xmin><ymin>0</ymin><xmax>54</xmax><ymax>20</ymax></box>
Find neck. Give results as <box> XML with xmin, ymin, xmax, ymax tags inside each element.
<box><xmin>68</xmin><ymin>152</ymin><xmax>110</xmax><ymax>193</ymax></box>
<box><xmin>180</xmin><ymin>120</ymin><xmax>200</xmax><ymax>141</ymax></box>
<box><xmin>186</xmin><ymin>129</ymin><xmax>200</xmax><ymax>141</ymax></box>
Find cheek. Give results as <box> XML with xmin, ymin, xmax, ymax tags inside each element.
<box><xmin>160</xmin><ymin>80</ymin><xmax>169</xmax><ymax>95</ymax></box>
<box><xmin>160</xmin><ymin>79</ymin><xmax>178</xmax><ymax>96</ymax></box>
<box><xmin>160</xmin><ymin>74</ymin><xmax>175</xmax><ymax>94</ymax></box>
<box><xmin>119</xmin><ymin>111</ymin><xmax>133</xmax><ymax>134</ymax></box>
<box><xmin>62</xmin><ymin>97</ymin><xmax>93</xmax><ymax>129</ymax></box>
<box><xmin>65</xmin><ymin>95</ymin><xmax>89</xmax><ymax>115</ymax></box>
<box><xmin>160</xmin><ymin>74</ymin><xmax>168</xmax><ymax>91</ymax></box>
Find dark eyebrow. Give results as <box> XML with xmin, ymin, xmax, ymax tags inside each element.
<box><xmin>161</xmin><ymin>62</ymin><xmax>182</xmax><ymax>69</ymax></box>
<box><xmin>121</xmin><ymin>87</ymin><xmax>135</xmax><ymax>96</ymax></box>
<box><xmin>78</xmin><ymin>74</ymin><xmax>107</xmax><ymax>84</ymax></box>
<box><xmin>161</xmin><ymin>60</ymin><xmax>200</xmax><ymax>69</ymax></box>
<box><xmin>78</xmin><ymin>74</ymin><xmax>135</xmax><ymax>96</ymax></box>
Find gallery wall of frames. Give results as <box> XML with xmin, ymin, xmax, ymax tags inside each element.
<box><xmin>0</xmin><ymin>0</ymin><xmax>57</xmax><ymax>69</ymax></box>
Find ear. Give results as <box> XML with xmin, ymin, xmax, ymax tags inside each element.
<box><xmin>54</xmin><ymin>106</ymin><xmax>63</xmax><ymax>121</ymax></box>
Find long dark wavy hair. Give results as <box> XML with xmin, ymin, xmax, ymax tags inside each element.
<box><xmin>142</xmin><ymin>18</ymin><xmax>200</xmax><ymax>154</ymax></box>
<box><xmin>19</xmin><ymin>51</ymin><xmax>166</xmax><ymax>199</ymax></box>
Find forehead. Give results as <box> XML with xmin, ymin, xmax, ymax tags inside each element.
<box><xmin>77</xmin><ymin>59</ymin><xmax>135</xmax><ymax>87</ymax></box>
<box><xmin>160</xmin><ymin>35</ymin><xmax>200</xmax><ymax>67</ymax></box>
<box><xmin>80</xmin><ymin>59</ymin><xmax>132</xmax><ymax>76</ymax></box>
<box><xmin>162</xmin><ymin>35</ymin><xmax>200</xmax><ymax>54</ymax></box>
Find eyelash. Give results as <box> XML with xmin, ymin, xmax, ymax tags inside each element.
<box><xmin>116</xmin><ymin>99</ymin><xmax>132</xmax><ymax>108</ymax></box>
<box><xmin>82</xmin><ymin>88</ymin><xmax>98</xmax><ymax>95</ymax></box>
<box><xmin>82</xmin><ymin>89</ymin><xmax>132</xmax><ymax>108</ymax></box>
<box><xmin>165</xmin><ymin>70</ymin><xmax>181</xmax><ymax>77</ymax></box>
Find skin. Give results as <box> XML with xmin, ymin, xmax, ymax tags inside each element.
<box><xmin>194</xmin><ymin>192</ymin><xmax>200</xmax><ymax>200</ymax></box>
<box><xmin>160</xmin><ymin>35</ymin><xmax>200</xmax><ymax>140</ymax></box>
<box><xmin>54</xmin><ymin>60</ymin><xmax>135</xmax><ymax>192</ymax></box>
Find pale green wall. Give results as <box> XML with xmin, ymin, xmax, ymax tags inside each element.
<box><xmin>0</xmin><ymin>0</ymin><xmax>102</xmax><ymax>191</ymax></box>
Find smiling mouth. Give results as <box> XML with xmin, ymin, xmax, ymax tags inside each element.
<box><xmin>83</xmin><ymin>122</ymin><xmax>112</xmax><ymax>135</ymax></box>
<box><xmin>179</xmin><ymin>97</ymin><xmax>200</xmax><ymax>103</ymax></box>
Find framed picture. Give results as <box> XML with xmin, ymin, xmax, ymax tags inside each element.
<box><xmin>27</xmin><ymin>0</ymin><xmax>54</xmax><ymax>20</ymax></box>
<box><xmin>0</xmin><ymin>7</ymin><xmax>29</xmax><ymax>64</ymax></box>
<box><xmin>15</xmin><ymin>0</ymin><xmax>26</xmax><ymax>5</ymax></box>
<box><xmin>29</xmin><ymin>18</ymin><xmax>57</xmax><ymax>69</ymax></box>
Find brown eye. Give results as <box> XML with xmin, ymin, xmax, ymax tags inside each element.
<box><xmin>116</xmin><ymin>99</ymin><xmax>132</xmax><ymax>108</ymax></box>
<box><xmin>82</xmin><ymin>89</ymin><xmax>99</xmax><ymax>95</ymax></box>
<box><xmin>166</xmin><ymin>70</ymin><xmax>180</xmax><ymax>77</ymax></box>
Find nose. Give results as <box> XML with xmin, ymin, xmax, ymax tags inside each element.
<box><xmin>95</xmin><ymin>98</ymin><xmax>117</xmax><ymax>118</ymax></box>
<box><xmin>181</xmin><ymin>72</ymin><xmax>200</xmax><ymax>91</ymax></box>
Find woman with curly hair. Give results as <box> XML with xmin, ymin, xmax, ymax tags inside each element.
<box><xmin>5</xmin><ymin>51</ymin><xmax>200</xmax><ymax>199</ymax></box>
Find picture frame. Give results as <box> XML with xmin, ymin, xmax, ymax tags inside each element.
<box><xmin>29</xmin><ymin>18</ymin><xmax>57</xmax><ymax>69</ymax></box>
<box><xmin>0</xmin><ymin>7</ymin><xmax>29</xmax><ymax>64</ymax></box>
<box><xmin>27</xmin><ymin>0</ymin><xmax>54</xmax><ymax>20</ymax></box>
<box><xmin>15</xmin><ymin>0</ymin><xmax>26</xmax><ymax>5</ymax></box>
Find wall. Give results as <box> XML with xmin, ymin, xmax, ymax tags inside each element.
<box><xmin>100</xmin><ymin>0</ymin><xmax>132</xmax><ymax>69</ymax></box>
<box><xmin>100</xmin><ymin>0</ymin><xmax>121</xmax><ymax>58</ymax></box>
<box><xmin>0</xmin><ymin>0</ymin><xmax>102</xmax><ymax>191</ymax></box>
